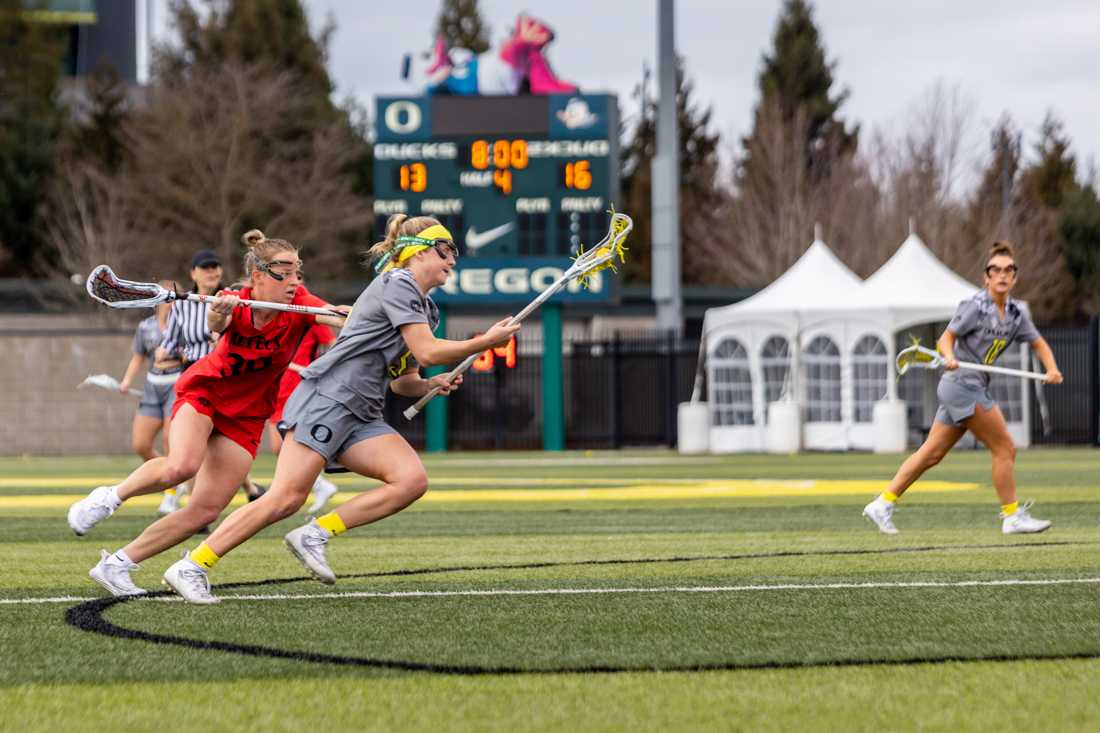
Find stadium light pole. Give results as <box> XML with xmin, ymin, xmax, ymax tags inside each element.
<box><xmin>652</xmin><ymin>0</ymin><xmax>683</xmax><ymax>337</ymax></box>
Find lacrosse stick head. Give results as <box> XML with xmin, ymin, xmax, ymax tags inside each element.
<box><xmin>78</xmin><ymin>374</ymin><xmax>123</xmax><ymax>391</ymax></box>
<box><xmin>895</xmin><ymin>343</ymin><xmax>942</xmax><ymax>376</ymax></box>
<box><xmin>571</xmin><ymin>210</ymin><xmax>633</xmax><ymax>289</ymax></box>
<box><xmin>86</xmin><ymin>265</ymin><xmax>173</xmax><ymax>309</ymax></box>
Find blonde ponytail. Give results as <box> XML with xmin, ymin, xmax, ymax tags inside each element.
<box><xmin>365</xmin><ymin>214</ymin><xmax>442</xmax><ymax>270</ymax></box>
<box><xmin>241</xmin><ymin>228</ymin><xmax>298</xmax><ymax>276</ymax></box>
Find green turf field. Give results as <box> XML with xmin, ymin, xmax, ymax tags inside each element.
<box><xmin>1</xmin><ymin>448</ymin><xmax>1098</xmax><ymax>732</ymax></box>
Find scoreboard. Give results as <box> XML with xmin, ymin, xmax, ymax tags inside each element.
<box><xmin>373</xmin><ymin>94</ymin><xmax>620</xmax><ymax>303</ymax></box>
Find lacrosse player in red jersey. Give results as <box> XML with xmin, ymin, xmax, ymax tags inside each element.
<box><xmin>163</xmin><ymin>215</ymin><xmax>519</xmax><ymax>604</ymax></box>
<box><xmin>863</xmin><ymin>241</ymin><xmax>1063</xmax><ymax>536</ymax></box>
<box><xmin>68</xmin><ymin>230</ymin><xmax>348</xmax><ymax>597</ymax></box>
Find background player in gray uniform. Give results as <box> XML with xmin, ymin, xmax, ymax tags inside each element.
<box><xmin>162</xmin><ymin>214</ymin><xmax>520</xmax><ymax>603</ymax></box>
<box><xmin>118</xmin><ymin>289</ymin><xmax>186</xmax><ymax>515</ymax></box>
<box><xmin>864</xmin><ymin>241</ymin><xmax>1063</xmax><ymax>535</ymax></box>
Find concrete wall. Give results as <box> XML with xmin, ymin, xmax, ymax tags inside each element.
<box><xmin>0</xmin><ymin>314</ymin><xmax>142</xmax><ymax>455</ymax></box>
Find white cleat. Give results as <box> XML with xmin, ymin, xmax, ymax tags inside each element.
<box><xmin>67</xmin><ymin>486</ymin><xmax>120</xmax><ymax>536</ymax></box>
<box><xmin>863</xmin><ymin>498</ymin><xmax>899</xmax><ymax>535</ymax></box>
<box><xmin>284</xmin><ymin>519</ymin><xmax>336</xmax><ymax>585</ymax></box>
<box><xmin>1002</xmin><ymin>500</ymin><xmax>1052</xmax><ymax>535</ymax></box>
<box><xmin>89</xmin><ymin>550</ymin><xmax>147</xmax><ymax>597</ymax></box>
<box><xmin>162</xmin><ymin>556</ymin><xmax>220</xmax><ymax>604</ymax></box>
<box><xmin>306</xmin><ymin>476</ymin><xmax>339</xmax><ymax>515</ymax></box>
<box><xmin>157</xmin><ymin>491</ymin><xmax>179</xmax><ymax>515</ymax></box>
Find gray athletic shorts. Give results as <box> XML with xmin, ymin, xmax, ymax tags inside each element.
<box><xmin>137</xmin><ymin>373</ymin><xmax>179</xmax><ymax>419</ymax></box>
<box><xmin>278</xmin><ymin>380</ymin><xmax>396</xmax><ymax>466</ymax></box>
<box><xmin>934</xmin><ymin>377</ymin><xmax>995</xmax><ymax>427</ymax></box>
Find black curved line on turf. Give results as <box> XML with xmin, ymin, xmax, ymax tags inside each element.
<box><xmin>144</xmin><ymin>539</ymin><xmax>1099</xmax><ymax>592</ymax></box>
<box><xmin>62</xmin><ymin>594</ymin><xmax>1100</xmax><ymax>675</ymax></box>
<box><xmin>64</xmin><ymin>540</ymin><xmax>1100</xmax><ymax>675</ymax></box>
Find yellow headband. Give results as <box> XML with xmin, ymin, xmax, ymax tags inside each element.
<box><xmin>380</xmin><ymin>224</ymin><xmax>456</xmax><ymax>272</ymax></box>
<box><xmin>415</xmin><ymin>224</ymin><xmax>453</xmax><ymax>241</ymax></box>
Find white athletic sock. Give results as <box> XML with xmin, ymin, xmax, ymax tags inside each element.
<box><xmin>106</xmin><ymin>486</ymin><xmax>123</xmax><ymax>509</ymax></box>
<box><xmin>313</xmin><ymin>476</ymin><xmax>337</xmax><ymax>492</ymax></box>
<box><xmin>112</xmin><ymin>549</ymin><xmax>134</xmax><ymax>565</ymax></box>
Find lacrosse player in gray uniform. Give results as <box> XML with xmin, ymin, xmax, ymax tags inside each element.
<box><xmin>118</xmin><ymin>293</ymin><xmax>186</xmax><ymax>515</ymax></box>
<box><xmin>162</xmin><ymin>214</ymin><xmax>520</xmax><ymax>603</ymax></box>
<box><xmin>864</xmin><ymin>241</ymin><xmax>1063</xmax><ymax>535</ymax></box>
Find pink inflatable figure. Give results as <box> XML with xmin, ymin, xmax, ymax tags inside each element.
<box><xmin>401</xmin><ymin>14</ymin><xmax>577</xmax><ymax>96</ymax></box>
<box><xmin>499</xmin><ymin>14</ymin><xmax>577</xmax><ymax>95</ymax></box>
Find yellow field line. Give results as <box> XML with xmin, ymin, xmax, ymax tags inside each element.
<box><xmin>0</xmin><ymin>480</ymin><xmax>977</xmax><ymax>508</ymax></box>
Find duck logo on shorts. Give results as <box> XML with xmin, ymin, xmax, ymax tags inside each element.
<box><xmin>310</xmin><ymin>424</ymin><xmax>333</xmax><ymax>444</ymax></box>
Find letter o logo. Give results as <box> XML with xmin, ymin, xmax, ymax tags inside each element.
<box><xmin>384</xmin><ymin>101</ymin><xmax>422</xmax><ymax>135</ymax></box>
<box><xmin>310</xmin><ymin>424</ymin><xmax>333</xmax><ymax>444</ymax></box>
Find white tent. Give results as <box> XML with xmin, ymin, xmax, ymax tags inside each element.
<box><xmin>699</xmin><ymin>233</ymin><xmax>1032</xmax><ymax>452</ymax></box>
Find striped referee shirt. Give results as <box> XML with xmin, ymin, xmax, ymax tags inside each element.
<box><xmin>161</xmin><ymin>298</ymin><xmax>216</xmax><ymax>363</ymax></box>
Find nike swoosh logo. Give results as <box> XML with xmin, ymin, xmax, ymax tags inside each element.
<box><xmin>465</xmin><ymin>222</ymin><xmax>515</xmax><ymax>251</ymax></box>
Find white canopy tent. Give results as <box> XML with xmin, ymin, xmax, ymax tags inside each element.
<box><xmin>699</xmin><ymin>233</ymin><xmax>1032</xmax><ymax>452</ymax></box>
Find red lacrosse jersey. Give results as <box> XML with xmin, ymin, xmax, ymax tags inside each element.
<box><xmin>275</xmin><ymin>322</ymin><xmax>337</xmax><ymax>409</ymax></box>
<box><xmin>175</xmin><ymin>285</ymin><xmax>326</xmax><ymax>419</ymax></box>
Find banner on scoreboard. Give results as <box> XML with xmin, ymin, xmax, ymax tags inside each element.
<box><xmin>431</xmin><ymin>257</ymin><xmax>616</xmax><ymax>304</ymax></box>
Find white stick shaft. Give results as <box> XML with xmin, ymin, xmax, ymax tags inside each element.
<box><xmin>178</xmin><ymin>292</ymin><xmax>343</xmax><ymax>317</ymax></box>
<box><xmin>956</xmin><ymin>361</ymin><xmax>1047</xmax><ymax>381</ymax></box>
<box><xmin>402</xmin><ymin>270</ymin><xmax>578</xmax><ymax>420</ymax></box>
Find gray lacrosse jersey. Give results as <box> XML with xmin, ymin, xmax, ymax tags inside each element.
<box><xmin>944</xmin><ymin>290</ymin><xmax>1039</xmax><ymax>389</ymax></box>
<box><xmin>301</xmin><ymin>269</ymin><xmax>439</xmax><ymax>421</ymax></box>
<box><xmin>133</xmin><ymin>317</ymin><xmax>178</xmax><ymax>375</ymax></box>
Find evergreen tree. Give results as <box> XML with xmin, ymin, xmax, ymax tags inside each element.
<box><xmin>1058</xmin><ymin>184</ymin><xmax>1100</xmax><ymax>303</ymax></box>
<box><xmin>739</xmin><ymin>0</ymin><xmax>856</xmax><ymax>181</ymax></box>
<box><xmin>620</xmin><ymin>60</ymin><xmax>725</xmax><ymax>284</ymax></box>
<box><xmin>434</xmin><ymin>0</ymin><xmax>491</xmax><ymax>53</ymax></box>
<box><xmin>1021</xmin><ymin>111</ymin><xmax>1077</xmax><ymax>209</ymax></box>
<box><xmin>160</xmin><ymin>0</ymin><xmax>336</xmax><ymax>120</ymax></box>
<box><xmin>67</xmin><ymin>64</ymin><xmax>130</xmax><ymax>174</ymax></box>
<box><xmin>0</xmin><ymin>2</ymin><xmax>68</xmax><ymax>275</ymax></box>
<box><xmin>966</xmin><ymin>114</ymin><xmax>1022</xmax><ymax>238</ymax></box>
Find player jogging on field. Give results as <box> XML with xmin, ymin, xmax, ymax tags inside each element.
<box><xmin>68</xmin><ymin>230</ymin><xmax>347</xmax><ymax>596</ymax></box>
<box><xmin>161</xmin><ymin>215</ymin><xmax>519</xmax><ymax>604</ymax></box>
<box><xmin>118</xmin><ymin>291</ymin><xmax>187</xmax><ymax>515</ymax></box>
<box><xmin>863</xmin><ymin>241</ymin><xmax>1063</xmax><ymax>535</ymax></box>
<box><xmin>267</xmin><ymin>288</ymin><xmax>340</xmax><ymax>515</ymax></box>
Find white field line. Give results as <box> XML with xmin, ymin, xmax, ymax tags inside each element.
<box><xmin>5</xmin><ymin>576</ymin><xmax>1100</xmax><ymax>605</ymax></box>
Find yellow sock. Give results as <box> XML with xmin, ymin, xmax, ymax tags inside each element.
<box><xmin>882</xmin><ymin>491</ymin><xmax>899</xmax><ymax>504</ymax></box>
<box><xmin>189</xmin><ymin>543</ymin><xmax>220</xmax><ymax>570</ymax></box>
<box><xmin>164</xmin><ymin>488</ymin><xmax>177</xmax><ymax>496</ymax></box>
<box><xmin>316</xmin><ymin>511</ymin><xmax>347</xmax><ymax>536</ymax></box>
<box><xmin>1002</xmin><ymin>501</ymin><xmax>1019</xmax><ymax>516</ymax></box>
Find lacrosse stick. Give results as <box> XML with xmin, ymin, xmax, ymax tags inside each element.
<box><xmin>895</xmin><ymin>343</ymin><xmax>1047</xmax><ymax>381</ymax></box>
<box><xmin>404</xmin><ymin>211</ymin><xmax>633</xmax><ymax>420</ymax></box>
<box><xmin>78</xmin><ymin>374</ymin><xmax>141</xmax><ymax>399</ymax></box>
<box><xmin>85</xmin><ymin>265</ymin><xmax>347</xmax><ymax>318</ymax></box>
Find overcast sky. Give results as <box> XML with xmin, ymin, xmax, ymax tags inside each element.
<box><xmin>150</xmin><ymin>0</ymin><xmax>1100</xmax><ymax>181</ymax></box>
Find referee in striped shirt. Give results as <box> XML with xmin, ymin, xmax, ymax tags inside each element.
<box><xmin>159</xmin><ymin>249</ymin><xmax>224</xmax><ymax>367</ymax></box>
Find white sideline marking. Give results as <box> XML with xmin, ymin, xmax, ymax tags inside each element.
<box><xmin>4</xmin><ymin>576</ymin><xmax>1100</xmax><ymax>605</ymax></box>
